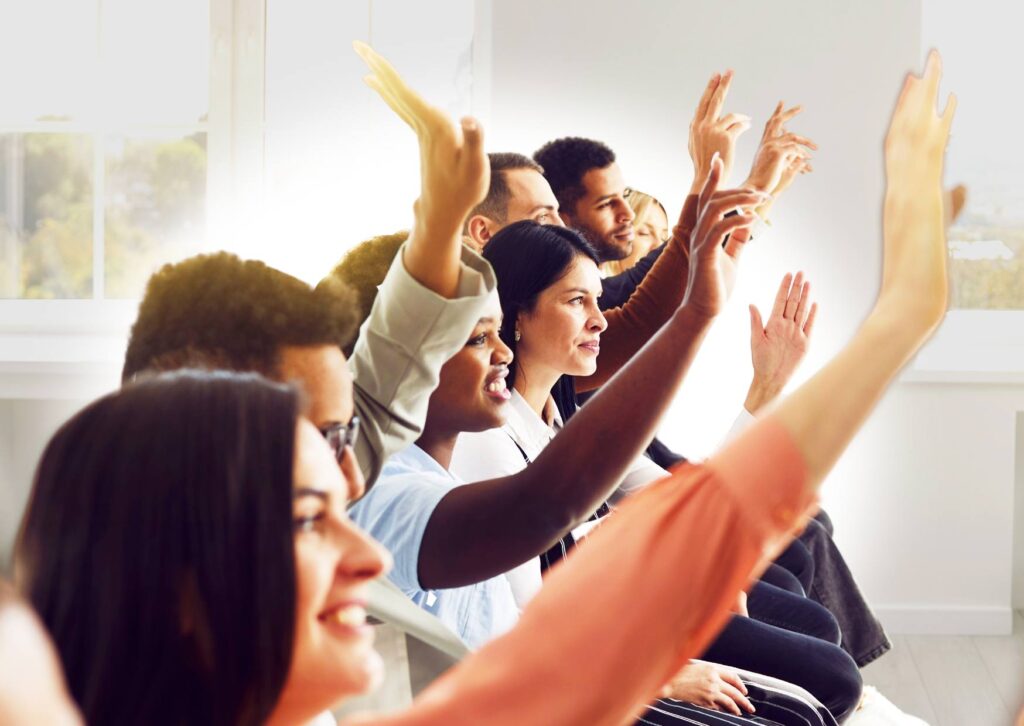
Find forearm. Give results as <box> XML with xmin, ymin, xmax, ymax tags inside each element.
<box><xmin>402</xmin><ymin>214</ymin><xmax>464</xmax><ymax>299</ymax></box>
<box><xmin>420</xmin><ymin>304</ymin><xmax>714</xmax><ymax>589</ymax></box>
<box><xmin>743</xmin><ymin>375</ymin><xmax>784</xmax><ymax>415</ymax></box>
<box><xmin>773</xmin><ymin>303</ymin><xmax>936</xmax><ymax>489</ymax></box>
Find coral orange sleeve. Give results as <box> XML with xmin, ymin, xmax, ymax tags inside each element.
<box><xmin>356</xmin><ymin>416</ymin><xmax>814</xmax><ymax>726</ymax></box>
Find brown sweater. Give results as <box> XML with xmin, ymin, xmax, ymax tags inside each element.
<box><xmin>576</xmin><ymin>193</ymin><xmax>700</xmax><ymax>393</ymax></box>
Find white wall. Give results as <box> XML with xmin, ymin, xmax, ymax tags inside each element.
<box><xmin>482</xmin><ymin>0</ymin><xmax>1020</xmax><ymax>633</ymax></box>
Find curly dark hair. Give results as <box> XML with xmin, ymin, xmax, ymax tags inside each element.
<box><xmin>532</xmin><ymin>137</ymin><xmax>615</xmax><ymax>215</ymax></box>
<box><xmin>319</xmin><ymin>231</ymin><xmax>409</xmax><ymax>355</ymax></box>
<box><xmin>122</xmin><ymin>252</ymin><xmax>358</xmax><ymax>382</ymax></box>
<box><xmin>467</xmin><ymin>152</ymin><xmax>545</xmax><ymax>227</ymax></box>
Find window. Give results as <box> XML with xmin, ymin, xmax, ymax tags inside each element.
<box><xmin>0</xmin><ymin>0</ymin><xmax>210</xmax><ymax>301</ymax></box>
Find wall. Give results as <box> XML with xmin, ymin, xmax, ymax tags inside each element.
<box><xmin>482</xmin><ymin>0</ymin><xmax>1019</xmax><ymax>633</ymax></box>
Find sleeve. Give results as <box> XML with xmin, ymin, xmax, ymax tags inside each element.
<box><xmin>599</xmin><ymin>243</ymin><xmax>665</xmax><ymax>310</ymax></box>
<box><xmin>357</xmin><ymin>417</ymin><xmax>814</xmax><ymax>726</ymax></box>
<box><xmin>349</xmin><ymin>244</ymin><xmax>497</xmax><ymax>488</ymax></box>
<box><xmin>606</xmin><ymin>454</ymin><xmax>670</xmax><ymax>506</ymax></box>
<box><xmin>447</xmin><ymin>427</ymin><xmax>528</xmax><ymax>484</ymax></box>
<box><xmin>348</xmin><ymin>472</ymin><xmax>449</xmax><ymax>592</ymax></box>
<box><xmin>721</xmin><ymin>407</ymin><xmax>757</xmax><ymax>446</ymax></box>
<box><xmin>576</xmin><ymin>194</ymin><xmax>700</xmax><ymax>394</ymax></box>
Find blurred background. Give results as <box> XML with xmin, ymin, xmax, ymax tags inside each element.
<box><xmin>0</xmin><ymin>0</ymin><xmax>1021</xmax><ymax>655</ymax></box>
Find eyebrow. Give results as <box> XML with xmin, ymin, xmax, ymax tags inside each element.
<box><xmin>593</xmin><ymin>193</ymin><xmax>621</xmax><ymax>205</ymax></box>
<box><xmin>293</xmin><ymin>487</ymin><xmax>329</xmax><ymax>502</ymax></box>
<box><xmin>529</xmin><ymin>204</ymin><xmax>557</xmax><ymax>214</ymax></box>
<box><xmin>562</xmin><ymin>286</ymin><xmax>601</xmax><ymax>297</ymax></box>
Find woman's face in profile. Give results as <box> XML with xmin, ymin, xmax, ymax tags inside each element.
<box><xmin>271</xmin><ymin>420</ymin><xmax>391</xmax><ymax>721</ymax></box>
<box><xmin>516</xmin><ymin>255</ymin><xmax>608</xmax><ymax>379</ymax></box>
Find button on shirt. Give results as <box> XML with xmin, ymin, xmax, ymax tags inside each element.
<box><xmin>348</xmin><ymin>444</ymin><xmax>519</xmax><ymax>650</ymax></box>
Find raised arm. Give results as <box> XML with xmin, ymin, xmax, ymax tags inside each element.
<box><xmin>417</xmin><ymin>162</ymin><xmax>766</xmax><ymax>588</ymax></box>
<box><xmin>347</xmin><ymin>43</ymin><xmax>495</xmax><ymax>487</ymax></box>
<box><xmin>354</xmin><ymin>41</ymin><xmax>487</xmax><ymax>298</ymax></box>
<box><xmin>361</xmin><ymin>52</ymin><xmax>955</xmax><ymax>726</ymax></box>
<box><xmin>773</xmin><ymin>50</ymin><xmax>954</xmax><ymax>487</ymax></box>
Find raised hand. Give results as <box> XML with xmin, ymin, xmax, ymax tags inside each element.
<box><xmin>745</xmin><ymin>272</ymin><xmax>817</xmax><ymax>414</ymax></box>
<box><xmin>354</xmin><ymin>41</ymin><xmax>488</xmax><ymax>265</ymax></box>
<box><xmin>681</xmin><ymin>155</ymin><xmax>768</xmax><ymax>319</ymax></box>
<box><xmin>688</xmin><ymin>71</ymin><xmax>751</xmax><ymax>194</ymax></box>
<box><xmin>879</xmin><ymin>49</ymin><xmax>956</xmax><ymax>330</ymax></box>
<box><xmin>743</xmin><ymin>103</ymin><xmax>817</xmax><ymax>220</ymax></box>
<box><xmin>659</xmin><ymin>662</ymin><xmax>755</xmax><ymax>717</ymax></box>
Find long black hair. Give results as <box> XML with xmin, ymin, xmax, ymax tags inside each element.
<box><xmin>16</xmin><ymin>370</ymin><xmax>301</xmax><ymax>725</ymax></box>
<box><xmin>482</xmin><ymin>220</ymin><xmax>600</xmax><ymax>389</ymax></box>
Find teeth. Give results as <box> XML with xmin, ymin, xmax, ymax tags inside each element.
<box><xmin>486</xmin><ymin>378</ymin><xmax>507</xmax><ymax>393</ymax></box>
<box><xmin>332</xmin><ymin>605</ymin><xmax>367</xmax><ymax>628</ymax></box>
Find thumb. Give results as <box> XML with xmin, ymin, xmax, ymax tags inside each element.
<box><xmin>461</xmin><ymin>116</ymin><xmax>485</xmax><ymax>157</ymax></box>
<box><xmin>749</xmin><ymin>305</ymin><xmax>764</xmax><ymax>337</ymax></box>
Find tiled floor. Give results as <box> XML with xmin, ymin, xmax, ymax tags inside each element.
<box><xmin>860</xmin><ymin>611</ymin><xmax>1024</xmax><ymax>726</ymax></box>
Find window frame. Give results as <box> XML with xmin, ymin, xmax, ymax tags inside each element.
<box><xmin>0</xmin><ymin>0</ymin><xmax>265</xmax><ymax>359</ymax></box>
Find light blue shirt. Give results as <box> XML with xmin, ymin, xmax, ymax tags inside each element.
<box><xmin>349</xmin><ymin>444</ymin><xmax>520</xmax><ymax>650</ymax></box>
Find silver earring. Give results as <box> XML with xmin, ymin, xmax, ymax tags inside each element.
<box><xmin>514</xmin><ymin>329</ymin><xmax>521</xmax><ymax>342</ymax></box>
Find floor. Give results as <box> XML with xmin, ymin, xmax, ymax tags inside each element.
<box><xmin>860</xmin><ymin>611</ymin><xmax>1024</xmax><ymax>726</ymax></box>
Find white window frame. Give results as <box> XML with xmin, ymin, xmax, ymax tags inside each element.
<box><xmin>0</xmin><ymin>0</ymin><xmax>266</xmax><ymax>369</ymax></box>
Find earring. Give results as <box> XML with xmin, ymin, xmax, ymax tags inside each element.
<box><xmin>514</xmin><ymin>329</ymin><xmax>521</xmax><ymax>342</ymax></box>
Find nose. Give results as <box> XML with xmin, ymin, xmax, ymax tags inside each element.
<box><xmin>617</xmin><ymin>199</ymin><xmax>635</xmax><ymax>224</ymax></box>
<box><xmin>493</xmin><ymin>335</ymin><xmax>514</xmax><ymax>366</ymax></box>
<box><xmin>339</xmin><ymin>445</ymin><xmax>366</xmax><ymax>502</ymax></box>
<box><xmin>337</xmin><ymin>519</ymin><xmax>392</xmax><ymax>581</ymax></box>
<box><xmin>588</xmin><ymin>304</ymin><xmax>608</xmax><ymax>333</ymax></box>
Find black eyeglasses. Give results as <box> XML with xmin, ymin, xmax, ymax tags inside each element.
<box><xmin>319</xmin><ymin>416</ymin><xmax>360</xmax><ymax>462</ymax></box>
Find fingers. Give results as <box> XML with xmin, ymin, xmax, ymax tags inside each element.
<box><xmin>714</xmin><ymin>690</ymin><xmax>744</xmax><ymax>717</ymax></box>
<box><xmin>697</xmin><ymin>154</ymin><xmax>724</xmax><ymax>214</ymax></box>
<box><xmin>922</xmin><ymin>48</ymin><xmax>942</xmax><ymax>108</ymax></box>
<box><xmin>706</xmin><ymin>69</ymin><xmax>734</xmax><ymax>119</ymax></box>
<box><xmin>461</xmin><ymin>116</ymin><xmax>485</xmax><ymax>159</ymax></box>
<box><xmin>771</xmin><ymin>272</ymin><xmax>793</xmax><ymax>319</ymax></box>
<box><xmin>696</xmin><ymin>72</ymin><xmax>722</xmax><ymax>121</ymax></box>
<box><xmin>711</xmin><ymin>213</ymin><xmax>757</xmax><ymax>258</ymax></box>
<box><xmin>720</xmin><ymin>683</ymin><xmax>755</xmax><ymax>715</ymax></box>
<box><xmin>804</xmin><ymin>302</ymin><xmax>819</xmax><ymax>336</ymax></box>
<box><xmin>941</xmin><ymin>91</ymin><xmax>957</xmax><ymax>138</ymax></box>
<box><xmin>363</xmin><ymin>75</ymin><xmax>417</xmax><ymax>129</ymax></box>
<box><xmin>720</xmin><ymin>669</ymin><xmax>748</xmax><ymax>696</ymax></box>
<box><xmin>783</xmin><ymin>271</ymin><xmax>804</xmax><ymax>318</ymax></box>
<box><xmin>719</xmin><ymin>113</ymin><xmax>752</xmax><ymax>130</ymax></box>
<box><xmin>794</xmin><ymin>280</ymin><xmax>812</xmax><ymax>326</ymax></box>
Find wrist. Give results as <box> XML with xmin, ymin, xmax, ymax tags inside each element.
<box><xmin>744</xmin><ymin>375</ymin><xmax>784</xmax><ymax>414</ymax></box>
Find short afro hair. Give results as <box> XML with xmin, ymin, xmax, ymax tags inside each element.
<box><xmin>467</xmin><ymin>152</ymin><xmax>545</xmax><ymax>228</ymax></box>
<box><xmin>319</xmin><ymin>231</ymin><xmax>409</xmax><ymax>355</ymax></box>
<box><xmin>532</xmin><ymin>137</ymin><xmax>616</xmax><ymax>215</ymax></box>
<box><xmin>122</xmin><ymin>252</ymin><xmax>358</xmax><ymax>383</ymax></box>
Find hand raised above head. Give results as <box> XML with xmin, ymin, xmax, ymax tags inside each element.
<box><xmin>880</xmin><ymin>49</ymin><xmax>956</xmax><ymax>332</ymax></box>
<box><xmin>681</xmin><ymin>155</ymin><xmax>768</xmax><ymax>320</ymax></box>
<box><xmin>353</xmin><ymin>41</ymin><xmax>488</xmax><ymax>234</ymax></box>
<box><xmin>743</xmin><ymin>102</ymin><xmax>817</xmax><ymax>202</ymax></box>
<box><xmin>688</xmin><ymin>70</ymin><xmax>751</xmax><ymax>193</ymax></box>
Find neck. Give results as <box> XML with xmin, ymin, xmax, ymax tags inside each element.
<box><xmin>416</xmin><ymin>420</ymin><xmax>459</xmax><ymax>471</ymax></box>
<box><xmin>513</xmin><ymin>361</ymin><xmax>561</xmax><ymax>419</ymax></box>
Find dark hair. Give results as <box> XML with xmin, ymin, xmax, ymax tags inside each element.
<box><xmin>482</xmin><ymin>220</ymin><xmax>600</xmax><ymax>388</ymax></box>
<box><xmin>319</xmin><ymin>231</ymin><xmax>409</xmax><ymax>355</ymax></box>
<box><xmin>532</xmin><ymin>137</ymin><xmax>615</xmax><ymax>215</ymax></box>
<box><xmin>15</xmin><ymin>370</ymin><xmax>300</xmax><ymax>725</ymax></box>
<box><xmin>468</xmin><ymin>152</ymin><xmax>546</xmax><ymax>226</ymax></box>
<box><xmin>122</xmin><ymin>252</ymin><xmax>358</xmax><ymax>383</ymax></box>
